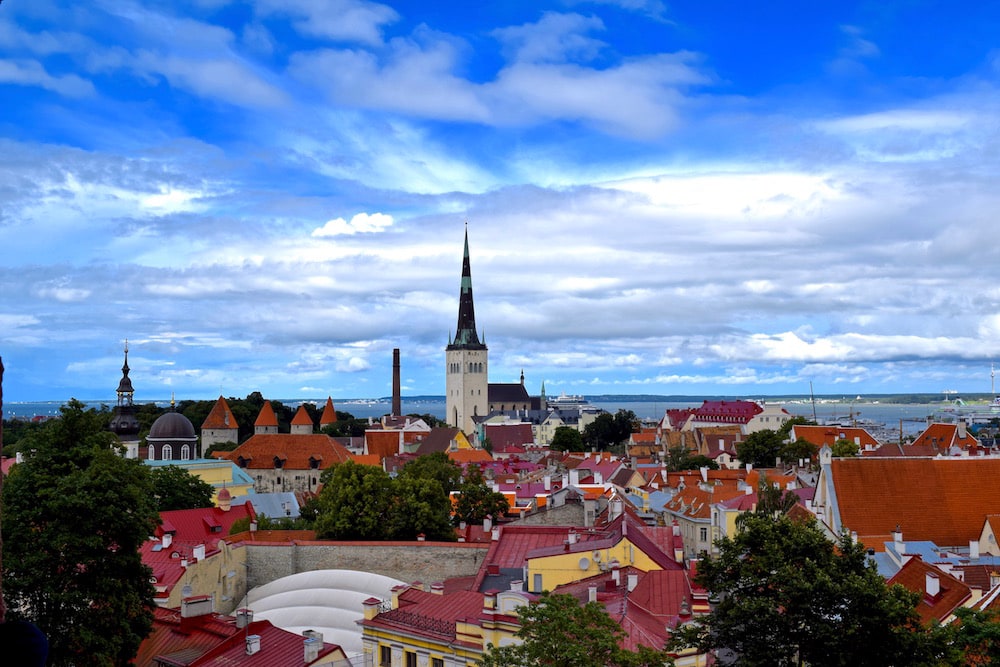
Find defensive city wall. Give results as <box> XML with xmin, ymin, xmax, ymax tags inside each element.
<box><xmin>243</xmin><ymin>538</ymin><xmax>491</xmax><ymax>589</ymax></box>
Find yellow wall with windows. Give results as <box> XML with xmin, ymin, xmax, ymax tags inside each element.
<box><xmin>525</xmin><ymin>537</ymin><xmax>666</xmax><ymax>592</ymax></box>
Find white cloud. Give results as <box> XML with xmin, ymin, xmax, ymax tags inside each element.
<box><xmin>255</xmin><ymin>0</ymin><xmax>398</xmax><ymax>45</ymax></box>
<box><xmin>312</xmin><ymin>212</ymin><xmax>394</xmax><ymax>237</ymax></box>
<box><xmin>492</xmin><ymin>12</ymin><xmax>607</xmax><ymax>64</ymax></box>
<box><xmin>0</xmin><ymin>59</ymin><xmax>95</xmax><ymax>97</ymax></box>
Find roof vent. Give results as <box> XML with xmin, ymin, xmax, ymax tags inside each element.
<box><xmin>245</xmin><ymin>634</ymin><xmax>261</xmax><ymax>656</ymax></box>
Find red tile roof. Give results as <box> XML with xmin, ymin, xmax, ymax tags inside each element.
<box><xmin>134</xmin><ymin>606</ymin><xmax>242</xmax><ymax>667</ymax></box>
<box><xmin>484</xmin><ymin>424</ymin><xmax>535</xmax><ymax>453</ymax></box>
<box><xmin>365</xmin><ymin>430</ymin><xmax>402</xmax><ymax>459</ymax></box>
<box><xmin>188</xmin><ymin>619</ymin><xmax>343</xmax><ymax>666</ymax></box>
<box><xmin>201</xmin><ymin>396</ymin><xmax>238</xmax><ymax>430</ymax></box>
<box><xmin>830</xmin><ymin>457</ymin><xmax>1000</xmax><ymax>547</ymax></box>
<box><xmin>319</xmin><ymin>397</ymin><xmax>337</xmax><ymax>425</ymax></box>
<box><xmin>691</xmin><ymin>400</ymin><xmax>762</xmax><ymax>424</ymax></box>
<box><xmin>254</xmin><ymin>401</ymin><xmax>279</xmax><ymax>427</ymax></box>
<box><xmin>887</xmin><ymin>557</ymin><xmax>971</xmax><ymax>624</ymax></box>
<box><xmin>449</xmin><ymin>449</ymin><xmax>494</xmax><ymax>465</ymax></box>
<box><xmin>910</xmin><ymin>423</ymin><xmax>978</xmax><ymax>451</ymax></box>
<box><xmin>291</xmin><ymin>404</ymin><xmax>314</xmax><ymax>427</ymax></box>
<box><xmin>223</xmin><ymin>434</ymin><xmax>351</xmax><ymax>471</ymax></box>
<box><xmin>793</xmin><ymin>424</ymin><xmax>880</xmax><ymax>449</ymax></box>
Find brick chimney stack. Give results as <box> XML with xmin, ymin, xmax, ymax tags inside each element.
<box><xmin>392</xmin><ymin>348</ymin><xmax>401</xmax><ymax>417</ymax></box>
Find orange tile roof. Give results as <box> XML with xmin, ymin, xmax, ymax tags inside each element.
<box><xmin>291</xmin><ymin>404</ymin><xmax>314</xmax><ymax>427</ymax></box>
<box><xmin>910</xmin><ymin>423</ymin><xmax>978</xmax><ymax>451</ymax></box>
<box><xmin>350</xmin><ymin>454</ymin><xmax>383</xmax><ymax>467</ymax></box>
<box><xmin>254</xmin><ymin>401</ymin><xmax>279</xmax><ymax>427</ymax></box>
<box><xmin>201</xmin><ymin>396</ymin><xmax>238</xmax><ymax>429</ymax></box>
<box><xmin>449</xmin><ymin>448</ymin><xmax>494</xmax><ymax>464</ymax></box>
<box><xmin>319</xmin><ymin>397</ymin><xmax>337</xmax><ymax>425</ymax></box>
<box><xmin>793</xmin><ymin>424</ymin><xmax>880</xmax><ymax>449</ymax></box>
<box><xmin>222</xmin><ymin>434</ymin><xmax>351</xmax><ymax>470</ymax></box>
<box><xmin>830</xmin><ymin>457</ymin><xmax>1000</xmax><ymax>547</ymax></box>
<box><xmin>366</xmin><ymin>430</ymin><xmax>401</xmax><ymax>460</ymax></box>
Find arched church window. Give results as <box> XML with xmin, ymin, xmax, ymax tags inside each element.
<box><xmin>162</xmin><ymin>445</ymin><xmax>172</xmax><ymax>460</ymax></box>
<box><xmin>181</xmin><ymin>444</ymin><xmax>190</xmax><ymax>460</ymax></box>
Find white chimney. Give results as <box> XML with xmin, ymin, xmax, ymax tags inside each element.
<box><xmin>699</xmin><ymin>466</ymin><xmax>708</xmax><ymax>483</ymax></box>
<box><xmin>193</xmin><ymin>544</ymin><xmax>206</xmax><ymax>561</ymax></box>
<box><xmin>594</xmin><ymin>471</ymin><xmax>603</xmax><ymax>485</ymax></box>
<box><xmin>491</xmin><ymin>526</ymin><xmax>500</xmax><ymax>541</ymax></box>
<box><xmin>510</xmin><ymin>580</ymin><xmax>524</xmax><ymax>592</ymax></box>
<box><xmin>544</xmin><ymin>475</ymin><xmax>551</xmax><ymax>491</ymax></box>
<box><xmin>959</xmin><ymin>420</ymin><xmax>967</xmax><ymax>440</ymax></box>
<box><xmin>627</xmin><ymin>574</ymin><xmax>638</xmax><ymax>592</ymax></box>
<box><xmin>181</xmin><ymin>595</ymin><xmax>213</xmax><ymax>617</ymax></box>
<box><xmin>303</xmin><ymin>630</ymin><xmax>323</xmax><ymax>663</ymax></box>
<box><xmin>926</xmin><ymin>572</ymin><xmax>940</xmax><ymax>598</ymax></box>
<box><xmin>588</xmin><ymin>586</ymin><xmax>598</xmax><ymax>603</ymax></box>
<box><xmin>162</xmin><ymin>533</ymin><xmax>173</xmax><ymax>549</ymax></box>
<box><xmin>568</xmin><ymin>530</ymin><xmax>578</xmax><ymax>545</ymax></box>
<box><xmin>236</xmin><ymin>608</ymin><xmax>253</xmax><ymax>628</ymax></box>
<box><xmin>970</xmin><ymin>540</ymin><xmax>980</xmax><ymax>560</ymax></box>
<box><xmin>483</xmin><ymin>515</ymin><xmax>493</xmax><ymax>532</ymax></box>
<box><xmin>569</xmin><ymin>469</ymin><xmax>580</xmax><ymax>486</ymax></box>
<box><xmin>245</xmin><ymin>634</ymin><xmax>261</xmax><ymax>656</ymax></box>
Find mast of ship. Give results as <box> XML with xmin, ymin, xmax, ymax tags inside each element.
<box><xmin>809</xmin><ymin>381</ymin><xmax>818</xmax><ymax>423</ymax></box>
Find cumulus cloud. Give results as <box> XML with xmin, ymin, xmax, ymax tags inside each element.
<box><xmin>312</xmin><ymin>212</ymin><xmax>394</xmax><ymax>237</ymax></box>
<box><xmin>0</xmin><ymin>60</ymin><xmax>95</xmax><ymax>97</ymax></box>
<box><xmin>255</xmin><ymin>0</ymin><xmax>399</xmax><ymax>45</ymax></box>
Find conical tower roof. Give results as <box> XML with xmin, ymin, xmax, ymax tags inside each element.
<box><xmin>319</xmin><ymin>397</ymin><xmax>338</xmax><ymax>426</ymax></box>
<box><xmin>202</xmin><ymin>396</ymin><xmax>238</xmax><ymax>429</ymax></box>
<box><xmin>254</xmin><ymin>401</ymin><xmax>279</xmax><ymax>427</ymax></box>
<box><xmin>447</xmin><ymin>226</ymin><xmax>486</xmax><ymax>350</ymax></box>
<box><xmin>291</xmin><ymin>404</ymin><xmax>314</xmax><ymax>427</ymax></box>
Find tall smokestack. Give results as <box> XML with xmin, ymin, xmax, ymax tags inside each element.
<box><xmin>392</xmin><ymin>348</ymin><xmax>401</xmax><ymax>417</ymax></box>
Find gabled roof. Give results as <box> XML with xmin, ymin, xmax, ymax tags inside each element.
<box><xmin>910</xmin><ymin>422</ymin><xmax>978</xmax><ymax>451</ymax></box>
<box><xmin>223</xmin><ymin>434</ymin><xmax>351</xmax><ymax>470</ymax></box>
<box><xmin>488</xmin><ymin>383</ymin><xmax>531</xmax><ymax>403</ymax></box>
<box><xmin>829</xmin><ymin>457</ymin><xmax>1000</xmax><ymax>547</ymax></box>
<box><xmin>254</xmin><ymin>401</ymin><xmax>279</xmax><ymax>427</ymax></box>
<box><xmin>449</xmin><ymin>449</ymin><xmax>494</xmax><ymax>465</ymax></box>
<box><xmin>291</xmin><ymin>404</ymin><xmax>314</xmax><ymax>427</ymax></box>
<box><xmin>691</xmin><ymin>400</ymin><xmax>762</xmax><ymax>424</ymax></box>
<box><xmin>793</xmin><ymin>424</ymin><xmax>880</xmax><ymax>449</ymax></box>
<box><xmin>366</xmin><ymin>430</ymin><xmax>402</xmax><ymax>459</ymax></box>
<box><xmin>484</xmin><ymin>423</ymin><xmax>535</xmax><ymax>452</ymax></box>
<box><xmin>887</xmin><ymin>557</ymin><xmax>971</xmax><ymax>624</ymax></box>
<box><xmin>201</xmin><ymin>396</ymin><xmax>238</xmax><ymax>430</ymax></box>
<box><xmin>319</xmin><ymin>397</ymin><xmax>337</xmax><ymax>425</ymax></box>
<box><xmin>189</xmin><ymin>619</ymin><xmax>342</xmax><ymax>666</ymax></box>
<box><xmin>134</xmin><ymin>607</ymin><xmax>241</xmax><ymax>667</ymax></box>
<box><xmin>415</xmin><ymin>427</ymin><xmax>465</xmax><ymax>455</ymax></box>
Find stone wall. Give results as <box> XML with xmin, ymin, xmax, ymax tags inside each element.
<box><xmin>245</xmin><ymin>540</ymin><xmax>491</xmax><ymax>589</ymax></box>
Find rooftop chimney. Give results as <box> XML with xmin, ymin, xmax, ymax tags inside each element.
<box><xmin>588</xmin><ymin>586</ymin><xmax>598</xmax><ymax>603</ymax></box>
<box><xmin>236</xmin><ymin>608</ymin><xmax>254</xmax><ymax>628</ymax></box>
<box><xmin>970</xmin><ymin>540</ymin><xmax>980</xmax><ymax>561</ymax></box>
<box><xmin>392</xmin><ymin>348</ymin><xmax>401</xmax><ymax>417</ymax></box>
<box><xmin>245</xmin><ymin>634</ymin><xmax>261</xmax><ymax>656</ymax></box>
<box><xmin>303</xmin><ymin>630</ymin><xmax>323</xmax><ymax>663</ymax></box>
<box><xmin>926</xmin><ymin>572</ymin><xmax>941</xmax><ymax>598</ymax></box>
<box><xmin>181</xmin><ymin>595</ymin><xmax>214</xmax><ymax>618</ymax></box>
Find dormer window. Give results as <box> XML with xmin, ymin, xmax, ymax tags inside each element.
<box><xmin>309</xmin><ymin>456</ymin><xmax>320</xmax><ymax>470</ymax></box>
<box><xmin>273</xmin><ymin>456</ymin><xmax>284</xmax><ymax>469</ymax></box>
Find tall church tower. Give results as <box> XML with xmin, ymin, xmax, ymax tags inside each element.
<box><xmin>109</xmin><ymin>340</ymin><xmax>140</xmax><ymax>457</ymax></box>
<box><xmin>446</xmin><ymin>226</ymin><xmax>488</xmax><ymax>433</ymax></box>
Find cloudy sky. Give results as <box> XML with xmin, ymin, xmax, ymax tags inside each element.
<box><xmin>3</xmin><ymin>0</ymin><xmax>1000</xmax><ymax>403</ymax></box>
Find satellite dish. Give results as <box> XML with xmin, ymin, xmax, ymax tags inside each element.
<box><xmin>578</xmin><ymin>557</ymin><xmax>591</xmax><ymax>570</ymax></box>
<box><xmin>593</xmin><ymin>550</ymin><xmax>602</xmax><ymax>562</ymax></box>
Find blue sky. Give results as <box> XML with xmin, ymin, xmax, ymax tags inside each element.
<box><xmin>3</xmin><ymin>0</ymin><xmax>1000</xmax><ymax>402</ymax></box>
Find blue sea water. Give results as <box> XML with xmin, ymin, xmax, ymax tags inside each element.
<box><xmin>2</xmin><ymin>397</ymin><xmax>970</xmax><ymax>436</ymax></box>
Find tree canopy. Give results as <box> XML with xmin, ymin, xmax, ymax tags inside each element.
<box><xmin>735</xmin><ymin>429</ymin><xmax>783</xmax><ymax>468</ymax></box>
<box><xmin>549</xmin><ymin>426</ymin><xmax>585</xmax><ymax>452</ymax></box>
<box><xmin>831</xmin><ymin>438</ymin><xmax>861</xmax><ymax>457</ymax></box>
<box><xmin>583</xmin><ymin>410</ymin><xmax>638</xmax><ymax>451</ymax></box>
<box><xmin>2</xmin><ymin>399</ymin><xmax>160</xmax><ymax>666</ymax></box>
<box><xmin>480</xmin><ymin>592</ymin><xmax>673</xmax><ymax>667</ymax></box>
<box><xmin>452</xmin><ymin>464</ymin><xmax>509</xmax><ymax>526</ymax></box>
<box><xmin>668</xmin><ymin>513</ymin><xmax>945</xmax><ymax>666</ymax></box>
<box><xmin>149</xmin><ymin>464</ymin><xmax>215</xmax><ymax>511</ymax></box>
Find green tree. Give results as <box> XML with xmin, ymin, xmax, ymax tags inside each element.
<box><xmin>938</xmin><ymin>606</ymin><xmax>1000</xmax><ymax>665</ymax></box>
<box><xmin>664</xmin><ymin>444</ymin><xmax>719</xmax><ymax>472</ymax></box>
<box><xmin>480</xmin><ymin>592</ymin><xmax>673</xmax><ymax>667</ymax></box>
<box><xmin>453</xmin><ymin>465</ymin><xmax>509</xmax><ymax>526</ymax></box>
<box><xmin>314</xmin><ymin>461</ymin><xmax>393</xmax><ymax>539</ymax></box>
<box><xmin>831</xmin><ymin>438</ymin><xmax>860</xmax><ymax>457</ymax></box>
<box><xmin>3</xmin><ymin>399</ymin><xmax>160</xmax><ymax>666</ymax></box>
<box><xmin>781</xmin><ymin>437</ymin><xmax>818</xmax><ymax>465</ymax></box>
<box><xmin>583</xmin><ymin>410</ymin><xmax>637</xmax><ymax>451</ymax></box>
<box><xmin>398</xmin><ymin>451</ymin><xmax>462</xmax><ymax>492</ymax></box>
<box><xmin>735</xmin><ymin>429</ymin><xmax>783</xmax><ymax>468</ymax></box>
<box><xmin>778</xmin><ymin>415</ymin><xmax>813</xmax><ymax>439</ymax></box>
<box><xmin>149</xmin><ymin>464</ymin><xmax>215</xmax><ymax>511</ymax></box>
<box><xmin>668</xmin><ymin>513</ymin><xmax>943</xmax><ymax>666</ymax></box>
<box><xmin>550</xmin><ymin>426</ymin><xmax>585</xmax><ymax>452</ymax></box>
<box><xmin>388</xmin><ymin>476</ymin><xmax>456</xmax><ymax>541</ymax></box>
<box><xmin>736</xmin><ymin>473</ymin><xmax>799</xmax><ymax>528</ymax></box>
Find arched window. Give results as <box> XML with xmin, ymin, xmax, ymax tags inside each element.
<box><xmin>148</xmin><ymin>447</ymin><xmax>155</xmax><ymax>461</ymax></box>
<box><xmin>162</xmin><ymin>444</ymin><xmax>173</xmax><ymax>460</ymax></box>
<box><xmin>181</xmin><ymin>444</ymin><xmax>190</xmax><ymax>460</ymax></box>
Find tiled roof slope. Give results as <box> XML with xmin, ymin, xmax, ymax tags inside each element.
<box><xmin>887</xmin><ymin>557</ymin><xmax>971</xmax><ymax>624</ymax></box>
<box><xmin>910</xmin><ymin>422</ymin><xmax>978</xmax><ymax>450</ymax></box>
<box><xmin>319</xmin><ymin>397</ymin><xmax>337</xmax><ymax>425</ymax></box>
<box><xmin>291</xmin><ymin>404</ymin><xmax>314</xmax><ymax>427</ymax></box>
<box><xmin>415</xmin><ymin>427</ymin><xmax>464</xmax><ymax>454</ymax></box>
<box><xmin>254</xmin><ymin>401</ymin><xmax>279</xmax><ymax>427</ymax></box>
<box><xmin>831</xmin><ymin>457</ymin><xmax>1000</xmax><ymax>547</ymax></box>
<box><xmin>793</xmin><ymin>424</ymin><xmax>880</xmax><ymax>449</ymax></box>
<box><xmin>189</xmin><ymin>619</ymin><xmax>342</xmax><ymax>666</ymax></box>
<box><xmin>201</xmin><ymin>396</ymin><xmax>238</xmax><ymax>429</ymax></box>
<box><xmin>222</xmin><ymin>434</ymin><xmax>351</xmax><ymax>470</ymax></box>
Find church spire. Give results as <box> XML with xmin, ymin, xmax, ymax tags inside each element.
<box><xmin>449</xmin><ymin>224</ymin><xmax>485</xmax><ymax>350</ymax></box>
<box><xmin>115</xmin><ymin>340</ymin><xmax>134</xmax><ymax>407</ymax></box>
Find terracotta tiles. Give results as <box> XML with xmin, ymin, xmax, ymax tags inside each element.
<box><xmin>887</xmin><ymin>557</ymin><xmax>971</xmax><ymax>624</ymax></box>
<box><xmin>831</xmin><ymin>457</ymin><xmax>1000</xmax><ymax>547</ymax></box>
<box><xmin>222</xmin><ymin>434</ymin><xmax>351</xmax><ymax>471</ymax></box>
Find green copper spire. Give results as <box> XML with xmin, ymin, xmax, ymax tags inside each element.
<box><xmin>448</xmin><ymin>225</ymin><xmax>486</xmax><ymax>350</ymax></box>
